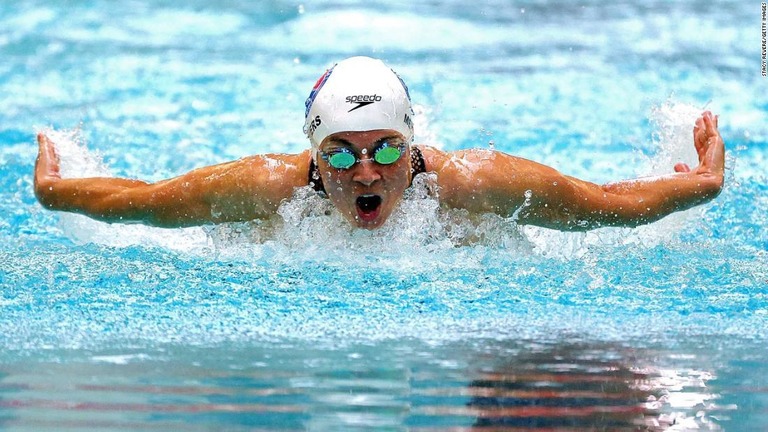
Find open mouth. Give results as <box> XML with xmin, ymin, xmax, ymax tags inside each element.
<box><xmin>355</xmin><ymin>194</ymin><xmax>382</xmax><ymax>222</ymax></box>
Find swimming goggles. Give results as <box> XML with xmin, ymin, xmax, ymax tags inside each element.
<box><xmin>320</xmin><ymin>140</ymin><xmax>406</xmax><ymax>170</ymax></box>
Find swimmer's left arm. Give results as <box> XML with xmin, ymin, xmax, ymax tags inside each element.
<box><xmin>428</xmin><ymin>111</ymin><xmax>725</xmax><ymax>231</ymax></box>
<box><xmin>563</xmin><ymin>111</ymin><xmax>725</xmax><ymax>229</ymax></box>
<box><xmin>530</xmin><ymin>168</ymin><xmax>724</xmax><ymax>231</ymax></box>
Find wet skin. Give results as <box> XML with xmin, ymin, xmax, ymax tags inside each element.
<box><xmin>315</xmin><ymin>130</ymin><xmax>412</xmax><ymax>230</ymax></box>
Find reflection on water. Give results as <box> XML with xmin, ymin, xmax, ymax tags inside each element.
<box><xmin>462</xmin><ymin>343</ymin><xmax>713</xmax><ymax>431</ymax></box>
<box><xmin>0</xmin><ymin>339</ymin><xmax>738</xmax><ymax>431</ymax></box>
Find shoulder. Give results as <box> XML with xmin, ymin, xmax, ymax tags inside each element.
<box><xmin>188</xmin><ymin>149</ymin><xmax>313</xmax><ymax>220</ymax></box>
<box><xmin>234</xmin><ymin>150</ymin><xmax>311</xmax><ymax>183</ymax></box>
<box><xmin>240</xmin><ymin>149</ymin><xmax>311</xmax><ymax>170</ymax></box>
<box><xmin>418</xmin><ymin>145</ymin><xmax>561</xmax><ymax>181</ymax></box>
<box><xmin>417</xmin><ymin>145</ymin><xmax>517</xmax><ymax>181</ymax></box>
<box><xmin>413</xmin><ymin>145</ymin><xmax>570</xmax><ymax>212</ymax></box>
<box><xmin>415</xmin><ymin>145</ymin><xmax>450</xmax><ymax>173</ymax></box>
<box><xmin>184</xmin><ymin>150</ymin><xmax>312</xmax><ymax>200</ymax></box>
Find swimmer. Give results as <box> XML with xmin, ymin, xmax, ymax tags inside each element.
<box><xmin>34</xmin><ymin>56</ymin><xmax>725</xmax><ymax>231</ymax></box>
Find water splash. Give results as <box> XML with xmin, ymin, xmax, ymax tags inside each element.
<box><xmin>42</xmin><ymin>126</ymin><xmax>110</xmax><ymax>178</ymax></box>
<box><xmin>645</xmin><ymin>100</ymin><xmax>706</xmax><ymax>176</ymax></box>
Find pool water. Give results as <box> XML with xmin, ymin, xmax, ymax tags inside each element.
<box><xmin>1</xmin><ymin>0</ymin><xmax>766</xmax><ymax>430</ymax></box>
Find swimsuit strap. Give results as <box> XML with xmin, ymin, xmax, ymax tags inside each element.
<box><xmin>410</xmin><ymin>145</ymin><xmax>426</xmax><ymax>177</ymax></box>
<box><xmin>308</xmin><ymin>145</ymin><xmax>427</xmax><ymax>194</ymax></box>
<box><xmin>308</xmin><ymin>159</ymin><xmax>325</xmax><ymax>193</ymax></box>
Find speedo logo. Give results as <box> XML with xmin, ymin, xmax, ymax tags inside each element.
<box><xmin>346</xmin><ymin>94</ymin><xmax>382</xmax><ymax>112</ymax></box>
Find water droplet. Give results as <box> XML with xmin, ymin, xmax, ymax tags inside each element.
<box><xmin>297</xmin><ymin>4</ymin><xmax>305</xmax><ymax>14</ymax></box>
<box><xmin>361</xmin><ymin>148</ymin><xmax>368</xmax><ymax>155</ymax></box>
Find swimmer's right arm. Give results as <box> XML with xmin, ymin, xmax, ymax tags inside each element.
<box><xmin>34</xmin><ymin>133</ymin><xmax>309</xmax><ymax>228</ymax></box>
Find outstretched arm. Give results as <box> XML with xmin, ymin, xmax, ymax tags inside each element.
<box><xmin>428</xmin><ymin>111</ymin><xmax>725</xmax><ymax>231</ymax></box>
<box><xmin>34</xmin><ymin>133</ymin><xmax>310</xmax><ymax>228</ymax></box>
<box><xmin>592</xmin><ymin>111</ymin><xmax>724</xmax><ymax>226</ymax></box>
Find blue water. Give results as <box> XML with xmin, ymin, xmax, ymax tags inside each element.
<box><xmin>1</xmin><ymin>0</ymin><xmax>767</xmax><ymax>430</ymax></box>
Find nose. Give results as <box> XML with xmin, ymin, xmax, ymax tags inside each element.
<box><xmin>351</xmin><ymin>159</ymin><xmax>381</xmax><ymax>186</ymax></box>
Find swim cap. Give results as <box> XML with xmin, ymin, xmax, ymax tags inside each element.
<box><xmin>304</xmin><ymin>56</ymin><xmax>414</xmax><ymax>157</ymax></box>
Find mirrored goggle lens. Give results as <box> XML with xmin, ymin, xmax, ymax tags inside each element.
<box><xmin>373</xmin><ymin>146</ymin><xmax>402</xmax><ymax>165</ymax></box>
<box><xmin>327</xmin><ymin>151</ymin><xmax>356</xmax><ymax>169</ymax></box>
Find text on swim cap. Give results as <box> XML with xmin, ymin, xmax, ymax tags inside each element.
<box><xmin>346</xmin><ymin>94</ymin><xmax>382</xmax><ymax>112</ymax></box>
<box><xmin>307</xmin><ymin>115</ymin><xmax>322</xmax><ymax>136</ymax></box>
<box><xmin>403</xmin><ymin>113</ymin><xmax>413</xmax><ymax>132</ymax></box>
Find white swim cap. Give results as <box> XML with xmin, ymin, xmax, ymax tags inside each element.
<box><xmin>304</xmin><ymin>56</ymin><xmax>414</xmax><ymax>156</ymax></box>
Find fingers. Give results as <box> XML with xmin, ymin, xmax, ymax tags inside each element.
<box><xmin>701</xmin><ymin>111</ymin><xmax>724</xmax><ymax>152</ymax></box>
<box><xmin>693</xmin><ymin>115</ymin><xmax>706</xmax><ymax>155</ymax></box>
<box><xmin>674</xmin><ymin>162</ymin><xmax>691</xmax><ymax>173</ymax></box>
<box><xmin>34</xmin><ymin>132</ymin><xmax>62</xmax><ymax>183</ymax></box>
<box><xmin>691</xmin><ymin>111</ymin><xmax>725</xmax><ymax>177</ymax></box>
<box><xmin>699</xmin><ymin>111</ymin><xmax>720</xmax><ymax>136</ymax></box>
<box><xmin>37</xmin><ymin>132</ymin><xmax>53</xmax><ymax>157</ymax></box>
<box><xmin>702</xmin><ymin>111</ymin><xmax>716</xmax><ymax>134</ymax></box>
<box><xmin>693</xmin><ymin>111</ymin><xmax>721</xmax><ymax>157</ymax></box>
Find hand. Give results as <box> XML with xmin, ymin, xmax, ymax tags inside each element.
<box><xmin>34</xmin><ymin>132</ymin><xmax>62</xmax><ymax>203</ymax></box>
<box><xmin>673</xmin><ymin>111</ymin><xmax>725</xmax><ymax>180</ymax></box>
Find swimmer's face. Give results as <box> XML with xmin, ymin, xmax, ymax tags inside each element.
<box><xmin>316</xmin><ymin>130</ymin><xmax>412</xmax><ymax>230</ymax></box>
